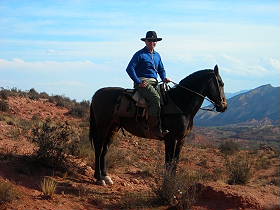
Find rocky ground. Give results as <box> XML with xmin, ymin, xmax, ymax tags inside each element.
<box><xmin>0</xmin><ymin>96</ymin><xmax>279</xmax><ymax>210</ymax></box>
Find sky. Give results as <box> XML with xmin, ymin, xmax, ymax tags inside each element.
<box><xmin>0</xmin><ymin>0</ymin><xmax>279</xmax><ymax>101</ymax></box>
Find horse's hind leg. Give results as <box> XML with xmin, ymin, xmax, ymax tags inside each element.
<box><xmin>93</xmin><ymin>123</ymin><xmax>116</xmax><ymax>186</ymax></box>
<box><xmin>100</xmin><ymin>144</ymin><xmax>113</xmax><ymax>185</ymax></box>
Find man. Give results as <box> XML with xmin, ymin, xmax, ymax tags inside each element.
<box><xmin>126</xmin><ymin>31</ymin><xmax>171</xmax><ymax>138</ymax></box>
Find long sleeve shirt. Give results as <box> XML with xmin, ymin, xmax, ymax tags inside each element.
<box><xmin>126</xmin><ymin>46</ymin><xmax>166</xmax><ymax>84</ymax></box>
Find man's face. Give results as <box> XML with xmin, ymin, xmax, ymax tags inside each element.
<box><xmin>145</xmin><ymin>40</ymin><xmax>157</xmax><ymax>52</ymax></box>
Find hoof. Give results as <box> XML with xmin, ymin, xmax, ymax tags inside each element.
<box><xmin>104</xmin><ymin>176</ymin><xmax>114</xmax><ymax>185</ymax></box>
<box><xmin>96</xmin><ymin>179</ymin><xmax>106</xmax><ymax>186</ymax></box>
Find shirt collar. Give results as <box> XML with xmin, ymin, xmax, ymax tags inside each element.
<box><xmin>143</xmin><ymin>46</ymin><xmax>155</xmax><ymax>54</ymax></box>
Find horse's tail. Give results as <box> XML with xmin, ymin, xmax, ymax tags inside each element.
<box><xmin>89</xmin><ymin>100</ymin><xmax>96</xmax><ymax>150</ymax></box>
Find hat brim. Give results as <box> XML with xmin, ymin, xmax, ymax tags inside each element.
<box><xmin>141</xmin><ymin>38</ymin><xmax>162</xmax><ymax>41</ymax></box>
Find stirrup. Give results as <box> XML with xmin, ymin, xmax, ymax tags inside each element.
<box><xmin>162</xmin><ymin>129</ymin><xmax>169</xmax><ymax>136</ymax></box>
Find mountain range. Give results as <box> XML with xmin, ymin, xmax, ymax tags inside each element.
<box><xmin>195</xmin><ymin>84</ymin><xmax>280</xmax><ymax>126</ymax></box>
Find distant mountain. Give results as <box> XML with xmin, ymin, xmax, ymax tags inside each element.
<box><xmin>226</xmin><ymin>89</ymin><xmax>249</xmax><ymax>99</ymax></box>
<box><xmin>195</xmin><ymin>84</ymin><xmax>280</xmax><ymax>126</ymax></box>
<box><xmin>202</xmin><ymin>90</ymin><xmax>249</xmax><ymax>107</ymax></box>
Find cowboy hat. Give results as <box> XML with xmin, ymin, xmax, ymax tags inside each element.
<box><xmin>141</xmin><ymin>31</ymin><xmax>162</xmax><ymax>42</ymax></box>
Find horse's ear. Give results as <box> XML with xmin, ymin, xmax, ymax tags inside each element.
<box><xmin>214</xmin><ymin>65</ymin><xmax>219</xmax><ymax>75</ymax></box>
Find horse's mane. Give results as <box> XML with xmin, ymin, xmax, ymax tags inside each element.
<box><xmin>179</xmin><ymin>69</ymin><xmax>213</xmax><ymax>87</ymax></box>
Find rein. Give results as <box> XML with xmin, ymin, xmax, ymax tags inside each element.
<box><xmin>169</xmin><ymin>81</ymin><xmax>217</xmax><ymax>112</ymax></box>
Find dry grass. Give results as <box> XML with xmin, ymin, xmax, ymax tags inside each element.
<box><xmin>40</xmin><ymin>177</ymin><xmax>57</xmax><ymax>199</ymax></box>
<box><xmin>77</xmin><ymin>127</ymin><xmax>95</xmax><ymax>163</ymax></box>
<box><xmin>120</xmin><ymin>191</ymin><xmax>157</xmax><ymax>209</ymax></box>
<box><xmin>219</xmin><ymin>140</ymin><xmax>240</xmax><ymax>156</ymax></box>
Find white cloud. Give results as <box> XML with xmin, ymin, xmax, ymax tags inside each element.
<box><xmin>269</xmin><ymin>58</ymin><xmax>280</xmax><ymax>72</ymax></box>
<box><xmin>0</xmin><ymin>58</ymin><xmax>109</xmax><ymax>73</ymax></box>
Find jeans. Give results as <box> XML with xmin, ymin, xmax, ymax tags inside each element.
<box><xmin>134</xmin><ymin>80</ymin><xmax>160</xmax><ymax>117</ymax></box>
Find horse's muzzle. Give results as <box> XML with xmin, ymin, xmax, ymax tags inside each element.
<box><xmin>215</xmin><ymin>100</ymin><xmax>228</xmax><ymax>112</ymax></box>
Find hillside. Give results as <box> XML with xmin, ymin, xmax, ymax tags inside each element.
<box><xmin>0</xmin><ymin>88</ymin><xmax>279</xmax><ymax>210</ymax></box>
<box><xmin>195</xmin><ymin>84</ymin><xmax>280</xmax><ymax>126</ymax></box>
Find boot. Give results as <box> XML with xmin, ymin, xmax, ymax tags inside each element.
<box><xmin>148</xmin><ymin>116</ymin><xmax>168</xmax><ymax>138</ymax></box>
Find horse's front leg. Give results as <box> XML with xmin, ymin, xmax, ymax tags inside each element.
<box><xmin>99</xmin><ymin>126</ymin><xmax>116</xmax><ymax>186</ymax></box>
<box><xmin>164</xmin><ymin>134</ymin><xmax>177</xmax><ymax>174</ymax></box>
<box><xmin>173</xmin><ymin>138</ymin><xmax>184</xmax><ymax>168</ymax></box>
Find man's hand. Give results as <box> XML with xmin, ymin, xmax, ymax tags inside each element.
<box><xmin>164</xmin><ymin>78</ymin><xmax>172</xmax><ymax>83</ymax></box>
<box><xmin>139</xmin><ymin>80</ymin><xmax>148</xmax><ymax>88</ymax></box>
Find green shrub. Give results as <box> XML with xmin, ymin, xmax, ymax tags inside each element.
<box><xmin>226</xmin><ymin>153</ymin><xmax>253</xmax><ymax>185</ymax></box>
<box><xmin>31</xmin><ymin>119</ymin><xmax>80</xmax><ymax>169</ymax></box>
<box><xmin>0</xmin><ymin>181</ymin><xmax>19</xmax><ymax>203</ymax></box>
<box><xmin>219</xmin><ymin>140</ymin><xmax>240</xmax><ymax>155</ymax></box>
<box><xmin>0</xmin><ymin>99</ymin><xmax>9</xmax><ymax>112</ymax></box>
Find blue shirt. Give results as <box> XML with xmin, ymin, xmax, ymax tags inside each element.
<box><xmin>126</xmin><ymin>46</ymin><xmax>166</xmax><ymax>84</ymax></box>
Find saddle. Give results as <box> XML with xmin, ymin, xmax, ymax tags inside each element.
<box><xmin>114</xmin><ymin>83</ymin><xmax>170</xmax><ymax>120</ymax></box>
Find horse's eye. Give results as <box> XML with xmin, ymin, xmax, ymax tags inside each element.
<box><xmin>219</xmin><ymin>81</ymin><xmax>224</xmax><ymax>87</ymax></box>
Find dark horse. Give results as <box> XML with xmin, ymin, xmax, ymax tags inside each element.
<box><xmin>89</xmin><ymin>65</ymin><xmax>227</xmax><ymax>185</ymax></box>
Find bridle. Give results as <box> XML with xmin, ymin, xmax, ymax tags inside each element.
<box><xmin>169</xmin><ymin>72</ymin><xmax>223</xmax><ymax>112</ymax></box>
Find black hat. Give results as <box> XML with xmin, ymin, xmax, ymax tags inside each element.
<box><xmin>141</xmin><ymin>31</ymin><xmax>162</xmax><ymax>42</ymax></box>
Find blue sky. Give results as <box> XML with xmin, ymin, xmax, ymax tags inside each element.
<box><xmin>0</xmin><ymin>0</ymin><xmax>279</xmax><ymax>101</ymax></box>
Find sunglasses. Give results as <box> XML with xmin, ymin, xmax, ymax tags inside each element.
<box><xmin>147</xmin><ymin>39</ymin><xmax>157</xmax><ymax>42</ymax></box>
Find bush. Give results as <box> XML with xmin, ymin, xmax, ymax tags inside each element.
<box><xmin>255</xmin><ymin>154</ymin><xmax>271</xmax><ymax>170</ymax></box>
<box><xmin>39</xmin><ymin>91</ymin><xmax>50</xmax><ymax>99</ymax></box>
<box><xmin>0</xmin><ymin>99</ymin><xmax>9</xmax><ymax>112</ymax></box>
<box><xmin>0</xmin><ymin>181</ymin><xmax>19</xmax><ymax>203</ymax></box>
<box><xmin>0</xmin><ymin>89</ymin><xmax>9</xmax><ymax>100</ymax></box>
<box><xmin>153</xmin><ymin>168</ymin><xmax>203</xmax><ymax>209</ymax></box>
<box><xmin>68</xmin><ymin>100</ymin><xmax>90</xmax><ymax>118</ymax></box>
<box><xmin>49</xmin><ymin>95</ymin><xmax>73</xmax><ymax>108</ymax></box>
<box><xmin>226</xmin><ymin>153</ymin><xmax>253</xmax><ymax>185</ymax></box>
<box><xmin>28</xmin><ymin>88</ymin><xmax>40</xmax><ymax>100</ymax></box>
<box><xmin>219</xmin><ymin>140</ymin><xmax>240</xmax><ymax>155</ymax></box>
<box><xmin>31</xmin><ymin>119</ymin><xmax>80</xmax><ymax>169</ymax></box>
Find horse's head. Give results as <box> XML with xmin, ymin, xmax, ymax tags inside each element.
<box><xmin>206</xmin><ymin>65</ymin><xmax>228</xmax><ymax>112</ymax></box>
